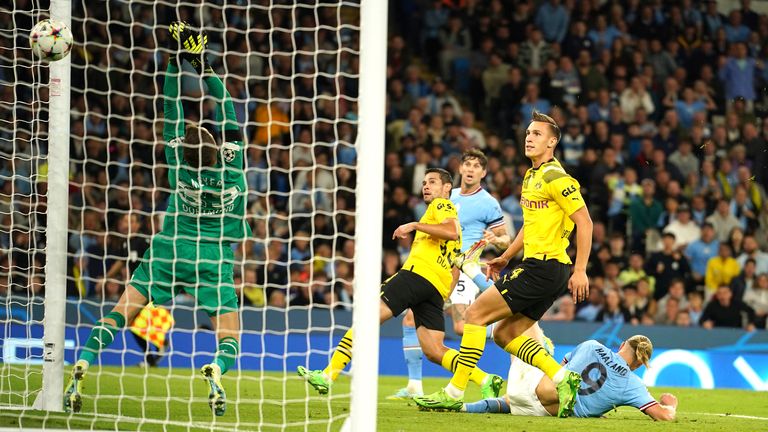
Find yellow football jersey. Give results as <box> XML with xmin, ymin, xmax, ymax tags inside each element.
<box><xmin>520</xmin><ymin>158</ymin><xmax>585</xmax><ymax>264</ymax></box>
<box><xmin>402</xmin><ymin>197</ymin><xmax>462</xmax><ymax>299</ymax></box>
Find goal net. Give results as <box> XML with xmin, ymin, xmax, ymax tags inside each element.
<box><xmin>1</xmin><ymin>0</ymin><xmax>383</xmax><ymax>430</ymax></box>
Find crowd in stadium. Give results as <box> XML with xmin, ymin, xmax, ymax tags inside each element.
<box><xmin>1</xmin><ymin>0</ymin><xmax>767</xmax><ymax>331</ymax></box>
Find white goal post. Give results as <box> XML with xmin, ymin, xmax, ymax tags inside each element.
<box><xmin>33</xmin><ymin>0</ymin><xmax>72</xmax><ymax>413</ymax></box>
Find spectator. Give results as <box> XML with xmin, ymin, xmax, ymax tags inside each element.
<box><xmin>706</xmin><ymin>199</ymin><xmax>741</xmax><ymax>242</ymax></box>
<box><xmin>587</xmin><ymin>89</ymin><xmax>613</xmax><ymax>123</ymax></box>
<box><xmin>700</xmin><ymin>285</ymin><xmax>756</xmax><ymax>330</ymax></box>
<box><xmin>743</xmin><ymin>273</ymin><xmax>768</xmax><ymax>328</ymax></box>
<box><xmin>587</xmin><ymin>15</ymin><xmax>621</xmax><ymax>54</ymax></box>
<box><xmin>719</xmin><ymin>42</ymin><xmax>761</xmax><ymax>111</ymax></box>
<box><xmin>730</xmin><ymin>258</ymin><xmax>758</xmax><ymax>301</ymax></box>
<box><xmin>668</xmin><ymin>140</ymin><xmax>700</xmax><ymax>181</ymax></box>
<box><xmin>425</xmin><ymin>78</ymin><xmax>462</xmax><ymax>117</ymax></box>
<box><xmin>519</xmin><ymin>83</ymin><xmax>551</xmax><ymax>118</ymax></box>
<box><xmin>534</xmin><ymin>0</ymin><xmax>570</xmax><ymax>44</ymax></box>
<box><xmin>656</xmin><ymin>296</ymin><xmax>681</xmax><ymax>326</ymax></box>
<box><xmin>646</xmin><ymin>232</ymin><xmax>692</xmax><ymax>300</ymax></box>
<box><xmin>542</xmin><ymin>294</ymin><xmax>576</xmax><ymax>321</ymax></box>
<box><xmin>560</xmin><ymin>118</ymin><xmax>586</xmax><ymax>167</ymax></box>
<box><xmin>596</xmin><ymin>289</ymin><xmax>631</xmax><ymax>324</ymax></box>
<box><xmin>628</xmin><ymin>179</ymin><xmax>663</xmax><ymax>252</ymax></box>
<box><xmin>518</xmin><ymin>28</ymin><xmax>553</xmax><ymax>78</ymax></box>
<box><xmin>576</xmin><ymin>287</ymin><xmax>604</xmax><ymax>322</ymax></box>
<box><xmin>703</xmin><ymin>0</ymin><xmax>726</xmax><ymax>38</ymax></box>
<box><xmin>730</xmin><ymin>185</ymin><xmax>758</xmax><ymax>231</ymax></box>
<box><xmin>675</xmin><ymin>310</ymin><xmax>692</xmax><ymax>327</ymax></box>
<box><xmin>619</xmin><ymin>77</ymin><xmax>655</xmax><ymax>123</ymax></box>
<box><xmin>647</xmin><ymin>39</ymin><xmax>677</xmax><ymax>86</ymax></box>
<box><xmin>621</xmin><ymin>284</ymin><xmax>643</xmax><ymax>324</ymax></box>
<box><xmin>687</xmin><ymin>291</ymin><xmax>705</xmax><ymax>325</ymax></box>
<box><xmin>663</xmin><ymin>203</ymin><xmax>701</xmax><ymax>250</ymax></box>
<box><xmin>438</xmin><ymin>14</ymin><xmax>472</xmax><ymax>83</ymax></box>
<box><xmin>705</xmin><ymin>242</ymin><xmax>741</xmax><ymax>294</ymax></box>
<box><xmin>675</xmin><ymin>87</ymin><xmax>712</xmax><ymax>128</ymax></box>
<box><xmin>737</xmin><ymin>234</ymin><xmax>768</xmax><ymax>275</ymax></box>
<box><xmin>728</xmin><ymin>226</ymin><xmax>746</xmax><ymax>257</ymax></box>
<box><xmin>685</xmin><ymin>222</ymin><xmax>720</xmax><ymax>285</ymax></box>
<box><xmin>656</xmin><ymin>278</ymin><xmax>690</xmax><ymax>322</ymax></box>
<box><xmin>619</xmin><ymin>253</ymin><xmax>654</xmax><ymax>289</ymax></box>
<box><xmin>724</xmin><ymin>10</ymin><xmax>751</xmax><ymax>43</ymax></box>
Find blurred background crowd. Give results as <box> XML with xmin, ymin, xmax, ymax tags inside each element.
<box><xmin>1</xmin><ymin>0</ymin><xmax>767</xmax><ymax>331</ymax></box>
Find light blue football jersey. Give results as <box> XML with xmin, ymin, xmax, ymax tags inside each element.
<box><xmin>450</xmin><ymin>187</ymin><xmax>505</xmax><ymax>252</ymax></box>
<box><xmin>563</xmin><ymin>340</ymin><xmax>658</xmax><ymax>418</ymax></box>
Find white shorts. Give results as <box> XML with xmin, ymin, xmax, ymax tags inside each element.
<box><xmin>449</xmin><ymin>272</ymin><xmax>480</xmax><ymax>306</ymax></box>
<box><xmin>505</xmin><ymin>357</ymin><xmax>551</xmax><ymax>417</ymax></box>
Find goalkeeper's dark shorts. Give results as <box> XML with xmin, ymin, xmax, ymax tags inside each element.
<box><xmin>495</xmin><ymin>258</ymin><xmax>571</xmax><ymax>321</ymax></box>
<box><xmin>129</xmin><ymin>235</ymin><xmax>239</xmax><ymax>317</ymax></box>
<box><xmin>380</xmin><ymin>269</ymin><xmax>444</xmax><ymax>331</ymax></box>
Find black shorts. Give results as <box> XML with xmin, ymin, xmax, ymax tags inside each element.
<box><xmin>495</xmin><ymin>258</ymin><xmax>571</xmax><ymax>321</ymax></box>
<box><xmin>380</xmin><ymin>269</ymin><xmax>445</xmax><ymax>331</ymax></box>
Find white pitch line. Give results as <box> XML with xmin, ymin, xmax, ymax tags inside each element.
<box><xmin>688</xmin><ymin>412</ymin><xmax>768</xmax><ymax>421</ymax></box>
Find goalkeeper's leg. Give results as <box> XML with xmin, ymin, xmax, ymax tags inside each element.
<box><xmin>65</xmin><ymin>284</ymin><xmax>148</xmax><ymax>413</ymax></box>
<box><xmin>205</xmin><ymin>310</ymin><xmax>240</xmax><ymax>417</ymax></box>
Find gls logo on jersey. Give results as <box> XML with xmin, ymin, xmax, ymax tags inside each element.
<box><xmin>561</xmin><ymin>185</ymin><xmax>577</xmax><ymax>197</ymax></box>
<box><xmin>436</xmin><ymin>202</ymin><xmax>454</xmax><ymax>211</ymax></box>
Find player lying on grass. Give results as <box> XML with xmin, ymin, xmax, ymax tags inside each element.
<box><xmin>392</xmin><ymin>149</ymin><xmax>511</xmax><ymax>400</ymax></box>
<box><xmin>414</xmin><ymin>111</ymin><xmax>592</xmax><ymax>417</ymax></box>
<box><xmin>64</xmin><ymin>21</ymin><xmax>250</xmax><ymax>417</ymax></box>
<box><xmin>298</xmin><ymin>169</ymin><xmax>504</xmax><ymax>399</ymax></box>
<box><xmin>458</xmin><ymin>335</ymin><xmax>678</xmax><ymax>421</ymax></box>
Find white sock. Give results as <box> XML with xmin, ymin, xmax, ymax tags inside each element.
<box><xmin>444</xmin><ymin>383</ymin><xmax>464</xmax><ymax>399</ymax></box>
<box><xmin>407</xmin><ymin>379</ymin><xmax>423</xmax><ymax>394</ymax></box>
<box><xmin>553</xmin><ymin>368</ymin><xmax>566</xmax><ymax>385</ymax></box>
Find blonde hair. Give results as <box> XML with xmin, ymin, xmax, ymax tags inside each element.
<box><xmin>530</xmin><ymin>110</ymin><xmax>561</xmax><ymax>143</ymax></box>
<box><xmin>626</xmin><ymin>335</ymin><xmax>653</xmax><ymax>368</ymax></box>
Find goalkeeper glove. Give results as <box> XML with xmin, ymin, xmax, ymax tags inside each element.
<box><xmin>168</xmin><ymin>21</ymin><xmax>213</xmax><ymax>74</ymax></box>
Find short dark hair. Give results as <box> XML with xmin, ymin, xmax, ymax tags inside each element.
<box><xmin>425</xmin><ymin>167</ymin><xmax>453</xmax><ymax>185</ymax></box>
<box><xmin>461</xmin><ymin>148</ymin><xmax>488</xmax><ymax>169</ymax></box>
<box><xmin>530</xmin><ymin>110</ymin><xmax>561</xmax><ymax>143</ymax></box>
<box><xmin>183</xmin><ymin>124</ymin><xmax>218</xmax><ymax>168</ymax></box>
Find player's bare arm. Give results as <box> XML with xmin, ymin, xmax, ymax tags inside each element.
<box><xmin>482</xmin><ymin>225</ymin><xmax>511</xmax><ymax>250</ymax></box>
<box><xmin>568</xmin><ymin>207</ymin><xmax>592</xmax><ymax>303</ymax></box>
<box><xmin>392</xmin><ymin>217</ymin><xmax>459</xmax><ymax>241</ymax></box>
<box><xmin>485</xmin><ymin>227</ymin><xmax>524</xmax><ymax>281</ymax></box>
<box><xmin>645</xmin><ymin>393</ymin><xmax>677</xmax><ymax>421</ymax></box>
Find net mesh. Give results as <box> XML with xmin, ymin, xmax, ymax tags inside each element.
<box><xmin>1</xmin><ymin>0</ymin><xmax>361</xmax><ymax>429</ymax></box>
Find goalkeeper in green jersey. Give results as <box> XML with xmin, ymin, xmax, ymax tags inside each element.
<box><xmin>64</xmin><ymin>21</ymin><xmax>252</xmax><ymax>417</ymax></box>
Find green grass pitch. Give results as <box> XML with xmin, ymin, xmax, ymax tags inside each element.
<box><xmin>1</xmin><ymin>366</ymin><xmax>767</xmax><ymax>431</ymax></box>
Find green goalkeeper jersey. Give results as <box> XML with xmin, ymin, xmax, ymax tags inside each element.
<box><xmin>160</xmin><ymin>62</ymin><xmax>252</xmax><ymax>243</ymax></box>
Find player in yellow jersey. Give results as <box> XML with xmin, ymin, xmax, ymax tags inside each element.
<box><xmin>415</xmin><ymin>111</ymin><xmax>593</xmax><ymax>416</ymax></box>
<box><xmin>298</xmin><ymin>169</ymin><xmax>503</xmax><ymax>397</ymax></box>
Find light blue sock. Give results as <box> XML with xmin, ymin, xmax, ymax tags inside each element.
<box><xmin>402</xmin><ymin>324</ymin><xmax>422</xmax><ymax>382</ymax></box>
<box><xmin>464</xmin><ymin>398</ymin><xmax>511</xmax><ymax>414</ymax></box>
<box><xmin>472</xmin><ymin>273</ymin><xmax>493</xmax><ymax>291</ymax></box>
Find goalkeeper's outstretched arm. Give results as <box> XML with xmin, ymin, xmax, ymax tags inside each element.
<box><xmin>162</xmin><ymin>60</ymin><xmax>185</xmax><ymax>142</ymax></box>
<box><xmin>203</xmin><ymin>72</ymin><xmax>242</xmax><ymax>144</ymax></box>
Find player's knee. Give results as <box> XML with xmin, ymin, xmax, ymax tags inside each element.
<box><xmin>463</xmin><ymin>307</ymin><xmax>483</xmax><ymax>325</ymax></box>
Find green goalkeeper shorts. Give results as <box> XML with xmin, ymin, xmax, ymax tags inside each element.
<box><xmin>130</xmin><ymin>235</ymin><xmax>238</xmax><ymax>316</ymax></box>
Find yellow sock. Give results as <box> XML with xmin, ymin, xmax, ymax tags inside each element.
<box><xmin>441</xmin><ymin>349</ymin><xmax>488</xmax><ymax>385</ymax></box>
<box><xmin>448</xmin><ymin>324</ymin><xmax>486</xmax><ymax>391</ymax></box>
<box><xmin>504</xmin><ymin>334</ymin><xmax>561</xmax><ymax>380</ymax></box>
<box><xmin>323</xmin><ymin>328</ymin><xmax>353</xmax><ymax>381</ymax></box>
